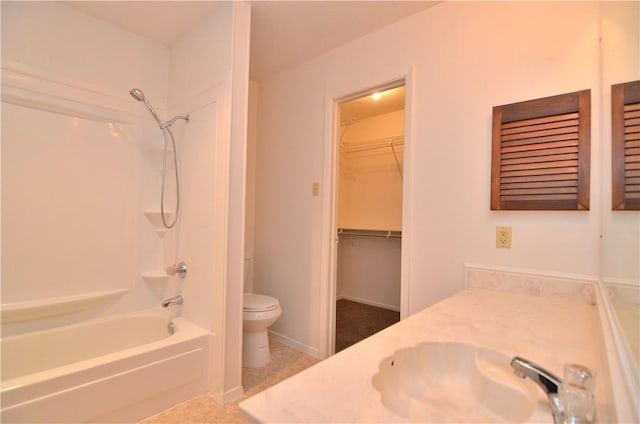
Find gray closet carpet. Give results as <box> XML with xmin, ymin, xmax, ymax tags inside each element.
<box><xmin>335</xmin><ymin>299</ymin><xmax>400</xmax><ymax>353</ymax></box>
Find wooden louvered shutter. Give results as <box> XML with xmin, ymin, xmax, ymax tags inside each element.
<box><xmin>612</xmin><ymin>80</ymin><xmax>640</xmax><ymax>210</ymax></box>
<box><xmin>491</xmin><ymin>90</ymin><xmax>591</xmax><ymax>210</ymax></box>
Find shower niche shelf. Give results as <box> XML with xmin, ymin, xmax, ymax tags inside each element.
<box><xmin>141</xmin><ymin>271</ymin><xmax>170</xmax><ymax>284</ymax></box>
<box><xmin>144</xmin><ymin>209</ymin><xmax>173</xmax><ymax>236</ymax></box>
<box><xmin>1</xmin><ymin>289</ymin><xmax>128</xmax><ymax>323</ymax></box>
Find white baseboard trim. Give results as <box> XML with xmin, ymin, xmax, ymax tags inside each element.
<box><xmin>339</xmin><ymin>295</ymin><xmax>400</xmax><ymax>312</ymax></box>
<box><xmin>268</xmin><ymin>330</ymin><xmax>321</xmax><ymax>359</ymax></box>
<box><xmin>601</xmin><ymin>277</ymin><xmax>640</xmax><ymax>287</ymax></box>
<box><xmin>210</xmin><ymin>385</ymin><xmax>244</xmax><ymax>405</ymax></box>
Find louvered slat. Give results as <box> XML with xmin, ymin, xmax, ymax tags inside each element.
<box><xmin>613</xmin><ymin>80</ymin><xmax>640</xmax><ymax>210</ymax></box>
<box><xmin>491</xmin><ymin>90</ymin><xmax>590</xmax><ymax>210</ymax></box>
<box><xmin>500</xmin><ymin>124</ymin><xmax>578</xmax><ymax>198</ymax></box>
<box><xmin>625</xmin><ymin>105</ymin><xmax>640</xmax><ymax>197</ymax></box>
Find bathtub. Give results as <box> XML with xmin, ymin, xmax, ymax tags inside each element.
<box><xmin>1</xmin><ymin>309</ymin><xmax>209</xmax><ymax>423</ymax></box>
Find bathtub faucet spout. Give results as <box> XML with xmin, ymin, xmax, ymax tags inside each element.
<box><xmin>162</xmin><ymin>295</ymin><xmax>183</xmax><ymax>308</ymax></box>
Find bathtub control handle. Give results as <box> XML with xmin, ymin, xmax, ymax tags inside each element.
<box><xmin>166</xmin><ymin>262</ymin><xmax>188</xmax><ymax>279</ymax></box>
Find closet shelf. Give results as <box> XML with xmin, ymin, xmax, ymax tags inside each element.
<box><xmin>341</xmin><ymin>135</ymin><xmax>403</xmax><ymax>179</ymax></box>
<box><xmin>337</xmin><ymin>228</ymin><xmax>402</xmax><ymax>239</ymax></box>
<box><xmin>340</xmin><ymin>135</ymin><xmax>403</xmax><ymax>154</ymax></box>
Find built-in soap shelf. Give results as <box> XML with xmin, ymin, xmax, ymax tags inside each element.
<box><xmin>141</xmin><ymin>270</ymin><xmax>170</xmax><ymax>284</ymax></box>
<box><xmin>1</xmin><ymin>289</ymin><xmax>128</xmax><ymax>323</ymax></box>
<box><xmin>144</xmin><ymin>209</ymin><xmax>173</xmax><ymax>237</ymax></box>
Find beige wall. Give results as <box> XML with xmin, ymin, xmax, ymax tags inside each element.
<box><xmin>253</xmin><ymin>2</ymin><xmax>639</xmax><ymax>356</ymax></box>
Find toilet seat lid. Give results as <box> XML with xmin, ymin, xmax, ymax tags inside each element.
<box><xmin>243</xmin><ymin>293</ymin><xmax>279</xmax><ymax>312</ymax></box>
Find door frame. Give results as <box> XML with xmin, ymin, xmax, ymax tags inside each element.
<box><xmin>319</xmin><ymin>68</ymin><xmax>415</xmax><ymax>357</ymax></box>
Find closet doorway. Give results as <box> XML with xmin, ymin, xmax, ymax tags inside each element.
<box><xmin>334</xmin><ymin>83</ymin><xmax>404</xmax><ymax>353</ymax></box>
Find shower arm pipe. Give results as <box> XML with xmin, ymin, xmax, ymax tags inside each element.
<box><xmin>163</xmin><ymin>114</ymin><xmax>190</xmax><ymax>129</ymax></box>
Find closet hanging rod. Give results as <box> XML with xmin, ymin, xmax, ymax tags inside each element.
<box><xmin>337</xmin><ymin>228</ymin><xmax>402</xmax><ymax>239</ymax></box>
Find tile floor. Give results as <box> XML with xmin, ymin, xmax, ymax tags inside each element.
<box><xmin>140</xmin><ymin>339</ymin><xmax>320</xmax><ymax>423</ymax></box>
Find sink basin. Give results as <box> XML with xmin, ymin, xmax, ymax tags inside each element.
<box><xmin>372</xmin><ymin>342</ymin><xmax>540</xmax><ymax>422</ymax></box>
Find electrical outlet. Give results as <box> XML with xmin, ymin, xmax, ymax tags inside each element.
<box><xmin>496</xmin><ymin>226</ymin><xmax>512</xmax><ymax>248</ymax></box>
<box><xmin>312</xmin><ymin>181</ymin><xmax>320</xmax><ymax>197</ymax></box>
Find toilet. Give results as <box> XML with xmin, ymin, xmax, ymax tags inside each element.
<box><xmin>242</xmin><ymin>293</ymin><xmax>282</xmax><ymax>368</ymax></box>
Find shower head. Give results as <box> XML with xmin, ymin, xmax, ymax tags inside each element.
<box><xmin>129</xmin><ymin>88</ymin><xmax>145</xmax><ymax>102</ymax></box>
<box><xmin>129</xmin><ymin>87</ymin><xmax>163</xmax><ymax>129</ymax></box>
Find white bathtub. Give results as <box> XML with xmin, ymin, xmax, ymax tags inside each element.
<box><xmin>1</xmin><ymin>309</ymin><xmax>209</xmax><ymax>423</ymax></box>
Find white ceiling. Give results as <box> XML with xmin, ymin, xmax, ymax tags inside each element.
<box><xmin>62</xmin><ymin>1</ymin><xmax>438</xmax><ymax>81</ymax></box>
<box><xmin>248</xmin><ymin>1</ymin><xmax>437</xmax><ymax>80</ymax></box>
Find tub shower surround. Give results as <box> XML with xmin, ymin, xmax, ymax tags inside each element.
<box><xmin>1</xmin><ymin>64</ymin><xmax>208</xmax><ymax>422</ymax></box>
<box><xmin>240</xmin><ymin>267</ymin><xmax>610</xmax><ymax>423</ymax></box>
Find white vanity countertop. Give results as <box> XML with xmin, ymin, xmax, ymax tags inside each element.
<box><xmin>239</xmin><ymin>288</ymin><xmax>605</xmax><ymax>423</ymax></box>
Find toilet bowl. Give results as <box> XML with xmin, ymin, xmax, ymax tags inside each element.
<box><xmin>243</xmin><ymin>293</ymin><xmax>282</xmax><ymax>368</ymax></box>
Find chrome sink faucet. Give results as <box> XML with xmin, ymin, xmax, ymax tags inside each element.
<box><xmin>162</xmin><ymin>294</ymin><xmax>184</xmax><ymax>308</ymax></box>
<box><xmin>511</xmin><ymin>357</ymin><xmax>563</xmax><ymax>423</ymax></box>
